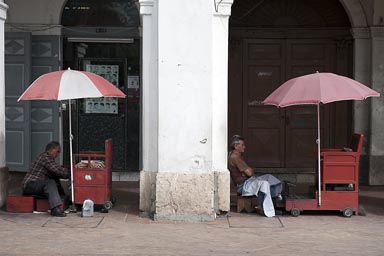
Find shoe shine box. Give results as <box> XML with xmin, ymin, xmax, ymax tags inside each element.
<box><xmin>6</xmin><ymin>195</ymin><xmax>34</xmax><ymax>213</ymax></box>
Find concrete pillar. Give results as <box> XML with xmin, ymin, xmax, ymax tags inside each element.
<box><xmin>139</xmin><ymin>0</ymin><xmax>232</xmax><ymax>221</ymax></box>
<box><xmin>0</xmin><ymin>0</ymin><xmax>8</xmax><ymax>207</ymax></box>
<box><xmin>351</xmin><ymin>28</ymin><xmax>371</xmax><ymax>136</ymax></box>
<box><xmin>212</xmin><ymin>0</ymin><xmax>232</xmax><ymax>215</ymax></box>
<box><xmin>369</xmin><ymin>26</ymin><xmax>384</xmax><ymax>185</ymax></box>
<box><xmin>139</xmin><ymin>0</ymin><xmax>158</xmax><ymax>215</ymax></box>
<box><xmin>351</xmin><ymin>27</ymin><xmax>371</xmax><ymax>184</ymax></box>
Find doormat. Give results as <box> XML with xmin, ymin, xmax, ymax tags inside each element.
<box><xmin>227</xmin><ymin>214</ymin><xmax>283</xmax><ymax>228</ymax></box>
<box><xmin>42</xmin><ymin>216</ymin><xmax>104</xmax><ymax>228</ymax></box>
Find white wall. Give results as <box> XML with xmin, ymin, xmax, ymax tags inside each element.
<box><xmin>157</xmin><ymin>0</ymin><xmax>213</xmax><ymax>172</ymax></box>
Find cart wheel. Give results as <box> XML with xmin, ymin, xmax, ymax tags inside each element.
<box><xmin>342</xmin><ymin>208</ymin><xmax>353</xmax><ymax>217</ymax></box>
<box><xmin>103</xmin><ymin>201</ymin><xmax>113</xmax><ymax>210</ymax></box>
<box><xmin>291</xmin><ymin>208</ymin><xmax>300</xmax><ymax>217</ymax></box>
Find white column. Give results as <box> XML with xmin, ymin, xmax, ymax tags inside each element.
<box><xmin>139</xmin><ymin>0</ymin><xmax>158</xmax><ymax>172</ymax></box>
<box><xmin>139</xmin><ymin>0</ymin><xmax>233</xmax><ymax>221</ymax></box>
<box><xmin>212</xmin><ymin>0</ymin><xmax>232</xmax><ymax>171</ymax></box>
<box><xmin>0</xmin><ymin>0</ymin><xmax>8</xmax><ymax>207</ymax></box>
<box><xmin>139</xmin><ymin>0</ymin><xmax>158</xmax><ymax>214</ymax></box>
<box><xmin>369</xmin><ymin>26</ymin><xmax>384</xmax><ymax>185</ymax></box>
<box><xmin>212</xmin><ymin>0</ymin><xmax>233</xmax><ymax>212</ymax></box>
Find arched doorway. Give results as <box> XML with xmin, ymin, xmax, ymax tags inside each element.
<box><xmin>228</xmin><ymin>0</ymin><xmax>353</xmax><ymax>177</ymax></box>
<box><xmin>60</xmin><ymin>0</ymin><xmax>141</xmax><ymax>172</ymax></box>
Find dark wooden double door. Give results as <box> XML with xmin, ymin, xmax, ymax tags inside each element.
<box><xmin>229</xmin><ymin>38</ymin><xmax>351</xmax><ymax>169</ymax></box>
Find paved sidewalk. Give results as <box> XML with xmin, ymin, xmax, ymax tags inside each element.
<box><xmin>1</xmin><ymin>181</ymin><xmax>383</xmax><ymax>256</ymax></box>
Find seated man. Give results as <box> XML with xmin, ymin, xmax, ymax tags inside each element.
<box><xmin>228</xmin><ymin>135</ymin><xmax>282</xmax><ymax>217</ymax></box>
<box><xmin>22</xmin><ymin>141</ymin><xmax>70</xmax><ymax>217</ymax></box>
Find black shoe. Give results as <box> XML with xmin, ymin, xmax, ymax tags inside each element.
<box><xmin>51</xmin><ymin>206</ymin><xmax>66</xmax><ymax>217</ymax></box>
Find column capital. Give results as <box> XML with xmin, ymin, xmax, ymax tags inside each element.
<box><xmin>139</xmin><ymin>0</ymin><xmax>154</xmax><ymax>16</ymax></box>
<box><xmin>0</xmin><ymin>2</ymin><xmax>8</xmax><ymax>21</ymax></box>
<box><xmin>213</xmin><ymin>0</ymin><xmax>233</xmax><ymax>17</ymax></box>
<box><xmin>370</xmin><ymin>26</ymin><xmax>384</xmax><ymax>38</ymax></box>
<box><xmin>351</xmin><ymin>27</ymin><xmax>370</xmax><ymax>39</ymax></box>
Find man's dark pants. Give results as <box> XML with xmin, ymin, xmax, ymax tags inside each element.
<box><xmin>23</xmin><ymin>179</ymin><xmax>63</xmax><ymax>209</ymax></box>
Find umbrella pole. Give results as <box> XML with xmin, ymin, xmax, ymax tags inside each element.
<box><xmin>317</xmin><ymin>104</ymin><xmax>322</xmax><ymax>206</ymax></box>
<box><xmin>69</xmin><ymin>99</ymin><xmax>76</xmax><ymax>212</ymax></box>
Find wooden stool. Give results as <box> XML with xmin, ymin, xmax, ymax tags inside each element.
<box><xmin>34</xmin><ymin>195</ymin><xmax>69</xmax><ymax>212</ymax></box>
<box><xmin>6</xmin><ymin>195</ymin><xmax>34</xmax><ymax>213</ymax></box>
<box><xmin>237</xmin><ymin>195</ymin><xmax>257</xmax><ymax>213</ymax></box>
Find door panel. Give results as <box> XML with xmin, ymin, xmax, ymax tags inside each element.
<box><xmin>285</xmin><ymin>39</ymin><xmax>332</xmax><ymax>167</ymax></box>
<box><xmin>286</xmin><ymin>106</ymin><xmax>318</xmax><ymax>167</ymax></box>
<box><xmin>242</xmin><ymin>38</ymin><xmax>336</xmax><ymax>169</ymax></box>
<box><xmin>31</xmin><ymin>35</ymin><xmax>61</xmax><ymax>161</ymax></box>
<box><xmin>243</xmin><ymin>39</ymin><xmax>285</xmax><ymax>167</ymax></box>
<box><xmin>246</xmin><ymin>107</ymin><xmax>284</xmax><ymax>167</ymax></box>
<box><xmin>5</xmin><ymin>33</ymin><xmax>31</xmax><ymax>171</ymax></box>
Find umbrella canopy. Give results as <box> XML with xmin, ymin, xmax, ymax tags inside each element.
<box><xmin>18</xmin><ymin>68</ymin><xmax>126</xmax><ymax>209</ymax></box>
<box><xmin>18</xmin><ymin>68</ymin><xmax>126</xmax><ymax>101</ymax></box>
<box><xmin>263</xmin><ymin>72</ymin><xmax>380</xmax><ymax>107</ymax></box>
<box><xmin>263</xmin><ymin>72</ymin><xmax>380</xmax><ymax>206</ymax></box>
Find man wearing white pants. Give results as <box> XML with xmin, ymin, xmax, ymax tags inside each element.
<box><xmin>228</xmin><ymin>135</ymin><xmax>282</xmax><ymax>217</ymax></box>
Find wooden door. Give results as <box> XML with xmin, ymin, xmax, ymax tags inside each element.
<box><xmin>242</xmin><ymin>39</ymin><xmax>334</xmax><ymax>168</ymax></box>
<box><xmin>5</xmin><ymin>32</ymin><xmax>32</xmax><ymax>171</ymax></box>
<box><xmin>30</xmin><ymin>35</ymin><xmax>61</xmax><ymax>162</ymax></box>
<box><xmin>284</xmin><ymin>39</ymin><xmax>332</xmax><ymax>167</ymax></box>
<box><xmin>243</xmin><ymin>39</ymin><xmax>286</xmax><ymax>167</ymax></box>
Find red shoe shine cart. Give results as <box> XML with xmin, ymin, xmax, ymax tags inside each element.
<box><xmin>285</xmin><ymin>133</ymin><xmax>363</xmax><ymax>217</ymax></box>
<box><xmin>73</xmin><ymin>139</ymin><xmax>113</xmax><ymax>210</ymax></box>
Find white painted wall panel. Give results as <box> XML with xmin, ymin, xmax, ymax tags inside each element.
<box><xmin>157</xmin><ymin>0</ymin><xmax>213</xmax><ymax>172</ymax></box>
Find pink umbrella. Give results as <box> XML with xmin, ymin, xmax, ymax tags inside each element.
<box><xmin>18</xmin><ymin>68</ymin><xmax>126</xmax><ymax>206</ymax></box>
<box><xmin>263</xmin><ymin>72</ymin><xmax>380</xmax><ymax>206</ymax></box>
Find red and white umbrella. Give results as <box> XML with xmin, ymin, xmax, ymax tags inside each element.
<box><xmin>18</xmin><ymin>68</ymin><xmax>125</xmax><ymax>101</ymax></box>
<box><xmin>18</xmin><ymin>68</ymin><xmax>126</xmax><ymax>207</ymax></box>
<box><xmin>263</xmin><ymin>72</ymin><xmax>380</xmax><ymax>206</ymax></box>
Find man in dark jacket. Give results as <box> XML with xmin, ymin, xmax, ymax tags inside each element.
<box><xmin>22</xmin><ymin>141</ymin><xmax>70</xmax><ymax>217</ymax></box>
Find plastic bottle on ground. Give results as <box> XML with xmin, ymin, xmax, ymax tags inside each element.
<box><xmin>82</xmin><ymin>198</ymin><xmax>94</xmax><ymax>217</ymax></box>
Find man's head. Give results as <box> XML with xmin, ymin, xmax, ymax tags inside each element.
<box><xmin>45</xmin><ymin>141</ymin><xmax>61</xmax><ymax>159</ymax></box>
<box><xmin>230</xmin><ymin>135</ymin><xmax>246</xmax><ymax>153</ymax></box>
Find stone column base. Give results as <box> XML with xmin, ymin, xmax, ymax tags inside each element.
<box><xmin>139</xmin><ymin>169</ymin><xmax>230</xmax><ymax>222</ymax></box>
<box><xmin>0</xmin><ymin>166</ymin><xmax>9</xmax><ymax>207</ymax></box>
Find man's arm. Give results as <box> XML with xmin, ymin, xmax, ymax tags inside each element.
<box><xmin>44</xmin><ymin>157</ymin><xmax>70</xmax><ymax>179</ymax></box>
<box><xmin>243</xmin><ymin>167</ymin><xmax>254</xmax><ymax>177</ymax></box>
<box><xmin>232</xmin><ymin>155</ymin><xmax>254</xmax><ymax>177</ymax></box>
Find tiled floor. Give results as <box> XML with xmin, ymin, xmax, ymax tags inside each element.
<box><xmin>2</xmin><ymin>172</ymin><xmax>384</xmax><ymax>255</ymax></box>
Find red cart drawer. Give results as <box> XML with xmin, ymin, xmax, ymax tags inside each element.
<box><xmin>74</xmin><ymin>169</ymin><xmax>106</xmax><ymax>185</ymax></box>
<box><xmin>74</xmin><ymin>187</ymin><xmax>111</xmax><ymax>205</ymax></box>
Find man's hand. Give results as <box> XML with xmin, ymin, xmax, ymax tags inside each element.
<box><xmin>243</xmin><ymin>167</ymin><xmax>254</xmax><ymax>177</ymax></box>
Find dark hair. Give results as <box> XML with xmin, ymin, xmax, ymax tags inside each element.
<box><xmin>230</xmin><ymin>135</ymin><xmax>244</xmax><ymax>150</ymax></box>
<box><xmin>45</xmin><ymin>141</ymin><xmax>60</xmax><ymax>152</ymax></box>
